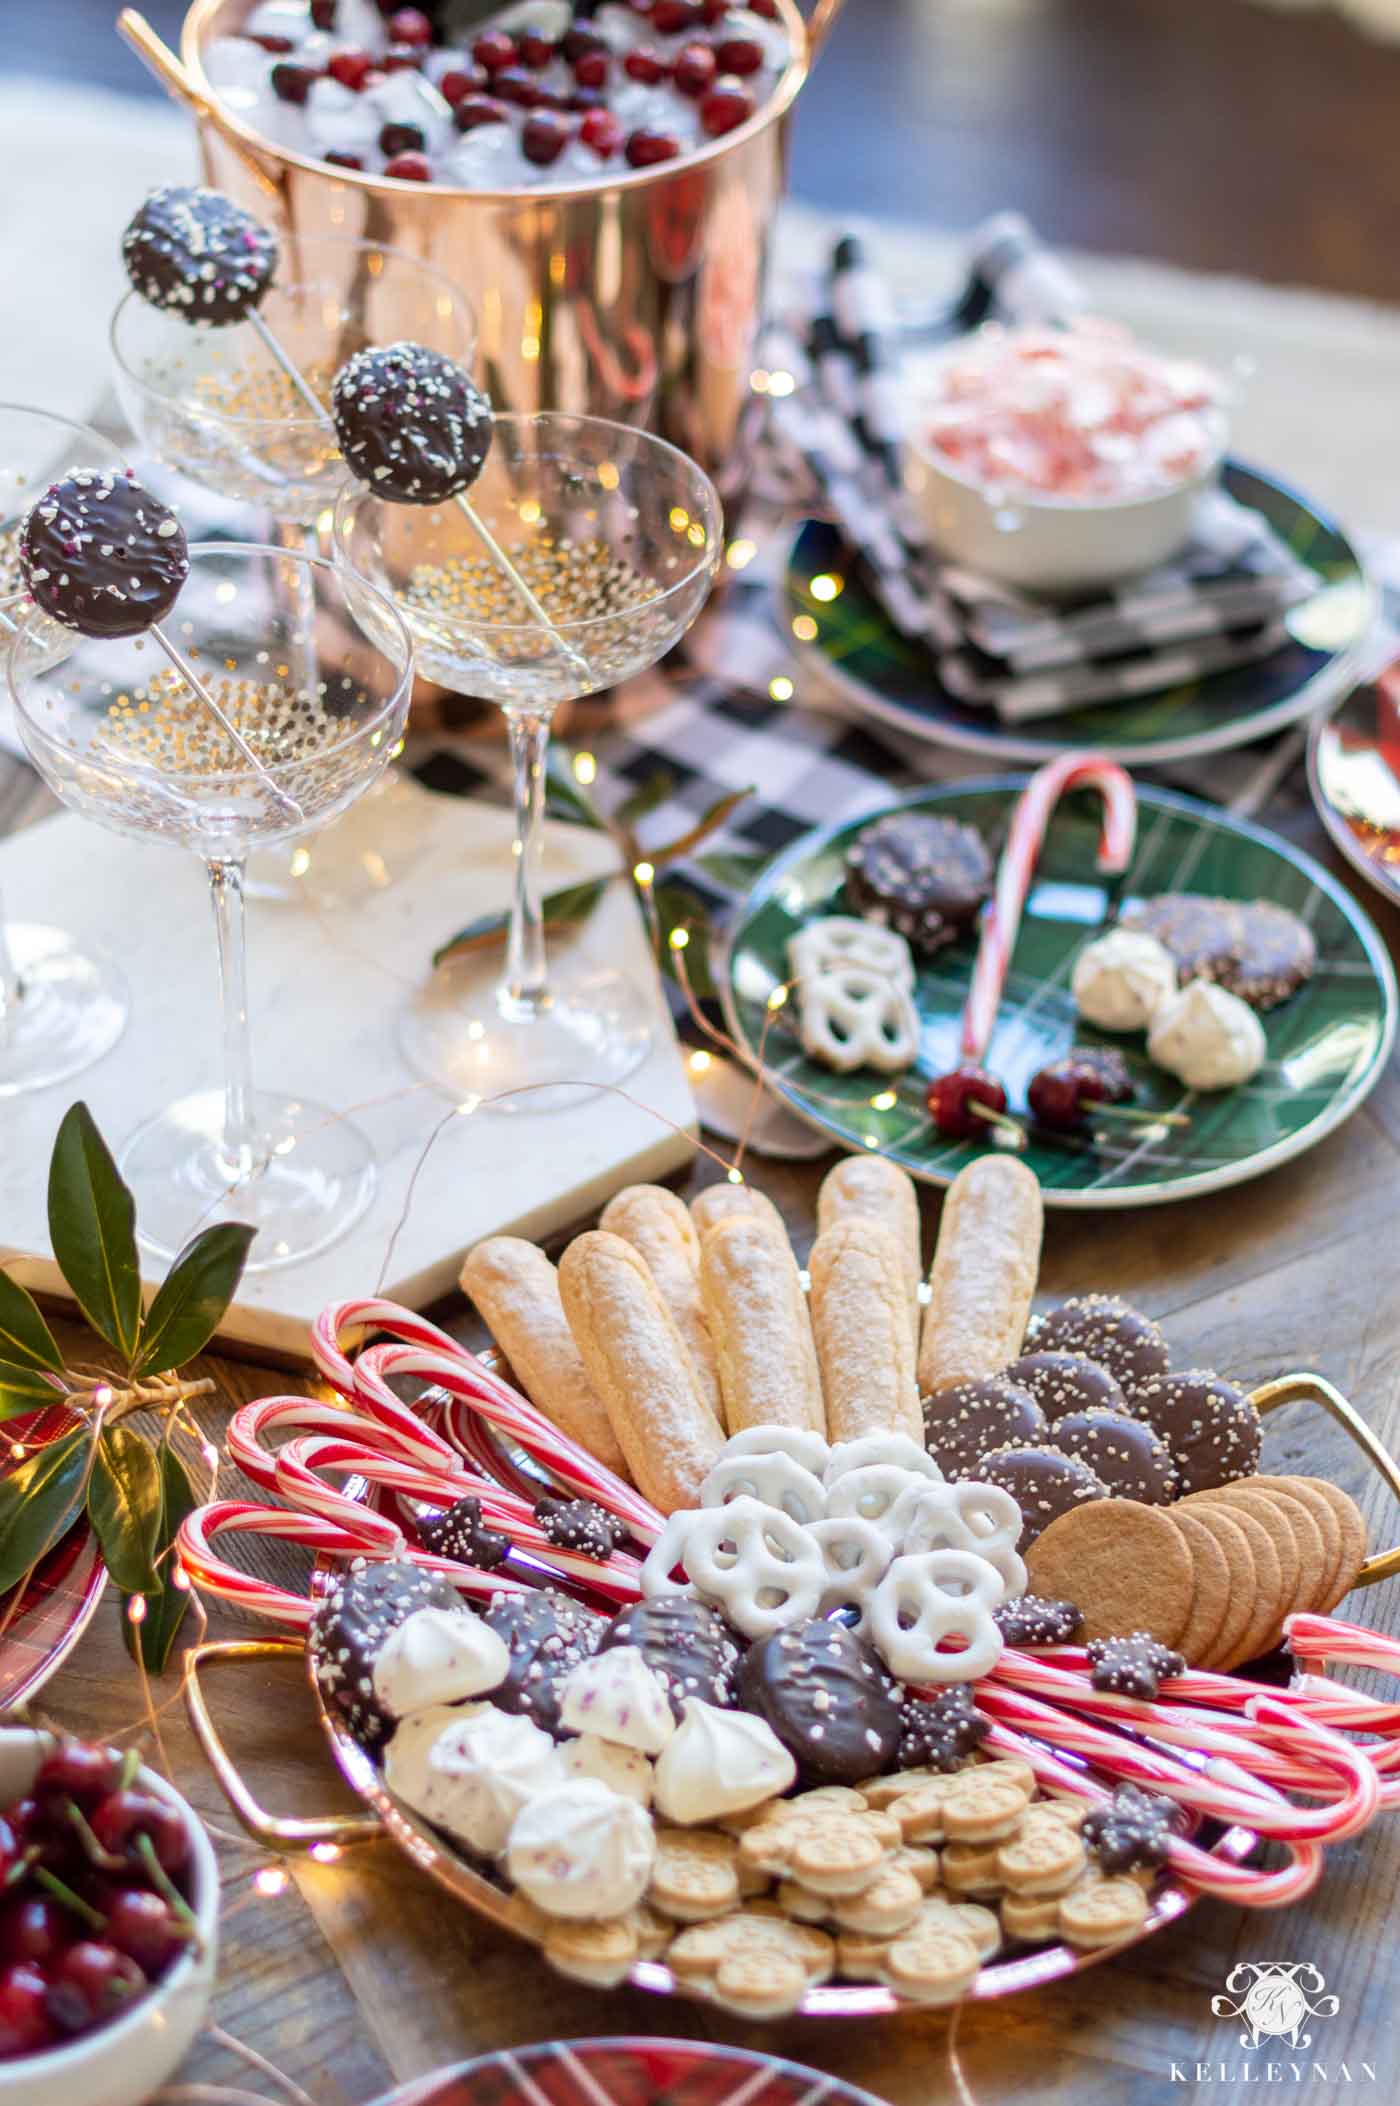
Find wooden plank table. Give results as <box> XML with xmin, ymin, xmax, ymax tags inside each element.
<box><xmin>10</xmin><ymin>746</ymin><xmax>1400</xmax><ymax>2106</ymax></box>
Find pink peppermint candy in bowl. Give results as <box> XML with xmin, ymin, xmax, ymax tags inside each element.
<box><xmin>906</xmin><ymin>321</ymin><xmax>1227</xmax><ymax>594</ymax></box>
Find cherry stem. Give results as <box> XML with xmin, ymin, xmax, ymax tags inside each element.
<box><xmin>33</xmin><ymin>1865</ymin><xmax>106</xmax><ymax>1932</ymax></box>
<box><xmin>63</xmin><ymin>1799</ymin><xmax>125</xmax><ymax>1874</ymax></box>
<box><xmin>118</xmin><ymin>1748</ymin><xmax>142</xmax><ymax>1792</ymax></box>
<box><xmin>967</xmin><ymin>1097</ymin><xmax>1027</xmax><ymax>1141</ymax></box>
<box><xmin>134</xmin><ymin>1833</ymin><xmax>199</xmax><ymax>1937</ymax></box>
<box><xmin>1087</xmin><ymin>1101</ymin><xmax>1192</xmax><ymax>1129</ymax></box>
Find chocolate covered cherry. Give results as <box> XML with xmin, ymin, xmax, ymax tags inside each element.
<box><xmin>122</xmin><ymin>185</ymin><xmax>279</xmax><ymax>328</ymax></box>
<box><xmin>19</xmin><ymin>471</ymin><xmax>188</xmax><ymax>641</ymax></box>
<box><xmin>331</xmin><ymin>343</ymin><xmax>494</xmax><ymax>505</ymax></box>
<box><xmin>1027</xmin><ymin>1048</ymin><xmax>1134</xmax><ymax>1133</ymax></box>
<box><xmin>926</xmin><ymin>1064</ymin><xmax>1008</xmax><ymax>1140</ymax></box>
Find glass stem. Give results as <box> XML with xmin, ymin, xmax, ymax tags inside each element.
<box><xmin>207</xmin><ymin>858</ymin><xmax>258</xmax><ymax>1178</ymax></box>
<box><xmin>499</xmin><ymin>708</ymin><xmax>553</xmax><ymax>1022</ymax></box>
<box><xmin>0</xmin><ymin>896</ymin><xmax>21</xmax><ymax>1026</ymax></box>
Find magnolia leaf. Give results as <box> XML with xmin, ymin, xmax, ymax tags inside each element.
<box><xmin>615</xmin><ymin>770</ymin><xmax>676</xmax><ymax>827</ymax></box>
<box><xmin>0</xmin><ymin>1428</ymin><xmax>90</xmax><ymax>1593</ymax></box>
<box><xmin>649</xmin><ymin>786</ymin><xmax>753</xmax><ymax>868</ymax></box>
<box><xmin>0</xmin><ymin>1271</ymin><xmax>64</xmax><ymax>1376</ymax></box>
<box><xmin>88</xmin><ymin>1427</ymin><xmax>163</xmax><ymax>1595</ymax></box>
<box><xmin>0</xmin><ymin>1362</ymin><xmax>63</xmax><ymax>1421</ymax></box>
<box><xmin>544</xmin><ymin>747</ymin><xmax>606</xmax><ymax>831</ymax></box>
<box><xmin>47</xmin><ymin>1105</ymin><xmax>142</xmax><ymax>1363</ymax></box>
<box><xmin>692</xmin><ymin>848</ymin><xmax>769</xmax><ymax>892</ymax></box>
<box><xmin>432</xmin><ymin>878</ymin><xmax>606</xmax><ymax>968</ymax></box>
<box><xmin>131</xmin><ymin>1223</ymin><xmax>256</xmax><ymax>1379</ymax></box>
<box><xmin>123</xmin><ymin>1444</ymin><xmax>199</xmax><ymax>1673</ymax></box>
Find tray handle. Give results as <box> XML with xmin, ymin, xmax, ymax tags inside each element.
<box><xmin>117</xmin><ymin>10</ymin><xmax>287</xmax><ymax>206</ymax></box>
<box><xmin>1250</xmin><ymin>1371</ymin><xmax>1400</xmax><ymax>1589</ymax></box>
<box><xmin>184</xmin><ymin>1640</ymin><xmax>383</xmax><ymax>1853</ymax></box>
<box><xmin>800</xmin><ymin>0</ymin><xmax>845</xmax><ymax>65</ymax></box>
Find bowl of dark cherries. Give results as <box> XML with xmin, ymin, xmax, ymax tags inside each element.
<box><xmin>0</xmin><ymin>1729</ymin><xmax>218</xmax><ymax>2106</ymax></box>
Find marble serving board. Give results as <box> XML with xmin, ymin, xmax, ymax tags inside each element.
<box><xmin>0</xmin><ymin>778</ymin><xmax>696</xmax><ymax>1358</ymax></box>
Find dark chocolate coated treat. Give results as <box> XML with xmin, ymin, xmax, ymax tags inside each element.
<box><xmin>332</xmin><ymin>342</ymin><xmax>493</xmax><ymax>504</ymax></box>
<box><xmin>1083</xmin><ymin>1784</ymin><xmax>1176</xmax><ymax>1872</ymax></box>
<box><xmin>1086</xmin><ymin>1632</ymin><xmax>1184</xmax><ymax>1700</ymax></box>
<box><xmin>122</xmin><ymin>185</ymin><xmax>279</xmax><ymax>327</ymax></box>
<box><xmin>976</xmin><ymin>1444</ymin><xmax>1109</xmax><ymax>1550</ymax></box>
<box><xmin>1130</xmin><ymin>1368</ymin><xmax>1261</xmax><ymax>1495</ymax></box>
<box><xmin>992</xmin><ymin>1593</ymin><xmax>1083</xmax><ymax>1648</ymax></box>
<box><xmin>1051</xmin><ymin>1408</ymin><xmax>1178</xmax><ymax>1505</ymax></box>
<box><xmin>1004</xmin><ymin>1350</ymin><xmax>1127</xmax><ymax>1425</ymax></box>
<box><xmin>922</xmin><ymin>1376</ymin><xmax>1047</xmax><ymax>1481</ymax></box>
<box><xmin>417</xmin><ymin>1495</ymin><xmax>511</xmax><ymax>1570</ymax></box>
<box><xmin>599</xmin><ymin>1595</ymin><xmax>743</xmax><ymax>1717</ymax></box>
<box><xmin>895</xmin><ymin>1685</ymin><xmax>989</xmax><ymax>1772</ymax></box>
<box><xmin>20</xmin><ymin>471</ymin><xmax>187</xmax><ymax>641</ymax></box>
<box><xmin>1030</xmin><ymin>1295</ymin><xmax>1170</xmax><ymax>1400</ymax></box>
<box><xmin>738</xmin><ymin>1618</ymin><xmax>903</xmax><ymax>1786</ymax></box>
<box><xmin>1226</xmin><ymin>900</ymin><xmax>1316</xmax><ymax>1009</ymax></box>
<box><xmin>310</xmin><ymin>1556</ymin><xmax>462</xmax><ymax>1746</ymax></box>
<box><xmin>534</xmin><ymin>1496</ymin><xmax>625</xmax><ymax>1561</ymax></box>
<box><xmin>482</xmin><ymin>1586</ymin><xmax>603</xmax><ymax>1735</ymax></box>
<box><xmin>844</xmin><ymin>811</ymin><xmax>992</xmax><ymax>955</ymax></box>
<box><xmin>1120</xmin><ymin>893</ymin><xmax>1243</xmax><ymax>985</ymax></box>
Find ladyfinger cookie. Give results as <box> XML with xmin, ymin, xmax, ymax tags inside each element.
<box><xmin>699</xmin><ymin>1212</ymin><xmax>826</xmax><ymax>1436</ymax></box>
<box><xmin>918</xmin><ymin>1157</ymin><xmax>1043</xmax><ymax>1396</ymax></box>
<box><xmin>558</xmin><ymin>1231</ymin><xmax>727</xmax><ymax>1515</ymax></box>
<box><xmin>690</xmin><ymin>1181</ymin><xmax>787</xmax><ymax>1244</ymax></box>
<box><xmin>809</xmin><ymin>1219</ymin><xmax>922</xmax><ymax>1445</ymax></box>
<box><xmin>817</xmin><ymin>1155</ymin><xmax>922</xmax><ymax>1359</ymax></box>
<box><xmin>599</xmin><ymin>1184</ymin><xmax>721</xmax><ymax>1415</ymax></box>
<box><xmin>460</xmin><ymin>1237</ymin><xmax>628</xmax><ymax>1477</ymax></box>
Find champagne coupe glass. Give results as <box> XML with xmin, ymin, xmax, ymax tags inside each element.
<box><xmin>111</xmin><ymin>236</ymin><xmax>476</xmax><ymax>907</ymax></box>
<box><xmin>8</xmin><ymin>542</ymin><xmax>414</xmax><ymax>1270</ymax></box>
<box><xmin>335</xmin><ymin>413</ymin><xmax>722</xmax><ymax>1113</ymax></box>
<box><xmin>0</xmin><ymin>404</ymin><xmax>129</xmax><ymax>1095</ymax></box>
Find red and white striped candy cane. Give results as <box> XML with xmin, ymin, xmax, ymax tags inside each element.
<box><xmin>176</xmin><ymin>1504</ymin><xmax>380</xmax><ymax>1630</ymax></box>
<box><xmin>961</xmin><ymin>750</ymin><xmax>1137</xmax><ymax>1062</ymax></box>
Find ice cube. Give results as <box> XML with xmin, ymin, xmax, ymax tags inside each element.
<box><xmin>203</xmin><ymin>34</ymin><xmax>275</xmax><ymax>101</ymax></box>
<box><xmin>493</xmin><ymin>0</ymin><xmax>572</xmax><ymax>38</ymax></box>
<box><xmin>444</xmin><ymin>119</ymin><xmax>530</xmax><ymax>189</ymax></box>
<box><xmin>329</xmin><ymin>0</ymin><xmax>388</xmax><ymax>50</ymax></box>
<box><xmin>306</xmin><ymin>74</ymin><xmax>382</xmax><ymax>157</ymax></box>
<box><xmin>369</xmin><ymin>68</ymin><xmax>455</xmax><ymax>151</ymax></box>
<box><xmin>717</xmin><ymin>8</ymin><xmax>791</xmax><ymax>68</ymax></box>
<box><xmin>244</xmin><ymin>0</ymin><xmax>312</xmax><ymax>45</ymax></box>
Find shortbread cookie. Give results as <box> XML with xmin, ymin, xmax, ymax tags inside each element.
<box><xmin>559</xmin><ymin>1231</ymin><xmax>726</xmax><ymax>1514</ymax></box>
<box><xmin>599</xmin><ymin>1184</ymin><xmax>721</xmax><ymax>1415</ymax></box>
<box><xmin>917</xmin><ymin>1894</ymin><xmax>1002</xmax><ymax>1959</ymax></box>
<box><xmin>542</xmin><ymin>1914</ymin><xmax>639</xmax><ymax>1988</ymax></box>
<box><xmin>712</xmin><ymin>1947</ymin><xmax>810</xmax><ymax>2017</ymax></box>
<box><xmin>700</xmin><ymin>1212</ymin><xmax>826</xmax><ymax>1435</ymax></box>
<box><xmin>1024</xmin><ymin>1499</ymin><xmax>1194</xmax><ymax>1648</ymax></box>
<box><xmin>878</xmin><ymin>1922</ymin><xmax>982</xmax><ymax>2004</ymax></box>
<box><xmin>665</xmin><ymin>1906</ymin><xmax>834</xmax><ymax>1988</ymax></box>
<box><xmin>809</xmin><ymin>1219</ymin><xmax>922</xmax><ymax>1444</ymax></box>
<box><xmin>460</xmin><ymin>1236</ymin><xmax>625</xmax><ymax>1475</ymax></box>
<box><xmin>999</xmin><ymin>1888</ymin><xmax>1061</xmax><ymax>1943</ymax></box>
<box><xmin>828</xmin><ymin>1862</ymin><xmax>925</xmax><ymax>1936</ymax></box>
<box><xmin>789</xmin><ymin>1816</ymin><xmax>889</xmax><ymax>1897</ymax></box>
<box><xmin>650</xmin><ymin>1828</ymin><xmax>741</xmax><ymax>1922</ymax></box>
<box><xmin>995</xmin><ymin>1815</ymin><xmax>1087</xmax><ymax>1897</ymax></box>
<box><xmin>939</xmin><ymin>1840</ymin><xmax>1005</xmax><ymax>1898</ymax></box>
<box><xmin>1057</xmin><ymin>1870</ymin><xmax>1150</xmax><ymax>1948</ymax></box>
<box><xmin>941</xmin><ymin>1764</ymin><xmax>1034</xmax><ymax>1843</ymax></box>
<box><xmin>818</xmin><ymin>1155</ymin><xmax>923</xmax><ymax>1359</ymax></box>
<box><xmin>919</xmin><ymin>1156</ymin><xmax>1044</xmax><ymax>1395</ymax></box>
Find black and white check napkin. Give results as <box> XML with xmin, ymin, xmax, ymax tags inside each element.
<box><xmin>755</xmin><ymin>218</ymin><xmax>1321</xmax><ymax>721</ymax></box>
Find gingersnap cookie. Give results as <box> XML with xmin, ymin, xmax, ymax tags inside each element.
<box><xmin>1004</xmin><ymin>1350</ymin><xmax>1128</xmax><ymax>1425</ymax></box>
<box><xmin>1225</xmin><ymin>900</ymin><xmax>1317</xmax><ymax>1009</ymax></box>
<box><xmin>1023</xmin><ymin>1499</ymin><xmax>1195</xmax><ymax>1648</ymax></box>
<box><xmin>844</xmin><ymin>811</ymin><xmax>992</xmax><ymax>955</ymax></box>
<box><xmin>1241</xmin><ymin>1477</ymin><xmax>1342</xmax><ymax>1605</ymax></box>
<box><xmin>1131</xmin><ymin>1370</ymin><xmax>1261</xmax><ymax>1494</ymax></box>
<box><xmin>1265</xmin><ymin>1476</ymin><xmax>1367</xmax><ymax>1611</ymax></box>
<box><xmin>1188</xmin><ymin>1486</ymin><xmax>1302</xmax><ymax>1647</ymax></box>
<box><xmin>1174</xmin><ymin>1501</ymin><xmax>1260</xmax><ymax>1672</ymax></box>
<box><xmin>1030</xmin><ymin>1296</ymin><xmax>1170</xmax><ymax>1398</ymax></box>
<box><xmin>1208</xmin><ymin>1483</ymin><xmax>1324</xmax><ymax>1631</ymax></box>
<box><xmin>921</xmin><ymin>1376</ymin><xmax>1047</xmax><ymax>1480</ymax></box>
<box><xmin>1050</xmin><ymin>1408</ymin><xmax>1179</xmax><ymax>1505</ymax></box>
<box><xmin>976</xmin><ymin>1443</ymin><xmax>1109</xmax><ymax>1549</ymax></box>
<box><xmin>1057</xmin><ymin>1870</ymin><xmax>1151</xmax><ymax>1948</ymax></box>
<box><xmin>1172</xmin><ymin>1507</ymin><xmax>1234</xmax><ymax>1666</ymax></box>
<box><xmin>1195</xmin><ymin>1499</ymin><xmax>1285</xmax><ymax>1671</ymax></box>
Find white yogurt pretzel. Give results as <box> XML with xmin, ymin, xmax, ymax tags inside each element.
<box><xmin>639</xmin><ymin>1495</ymin><xmax>825</xmax><ymax>1641</ymax></box>
<box><xmin>897</xmin><ymin>1481</ymin><xmax>1024</xmax><ymax>1574</ymax></box>
<box><xmin>810</xmin><ymin>1515</ymin><xmax>893</xmax><ymax>1629</ymax></box>
<box><xmin>824</xmin><ymin>1433</ymin><xmax>943</xmax><ymax>1488</ymax></box>
<box><xmin>722</xmin><ymin>1425</ymin><xmax>831</xmax><ymax>1478</ymax></box>
<box><xmin>788</xmin><ymin>916</ymin><xmax>915</xmax><ymax>990</ymax></box>
<box><xmin>796</xmin><ymin>963</ymin><xmax>921</xmax><ymax>1075</ymax></box>
<box><xmin>868</xmin><ymin>1549</ymin><xmax>1006</xmax><ymax>1685</ymax></box>
<box><xmin>700</xmin><ymin>1450</ymin><xmax>828</xmax><ymax>1527</ymax></box>
<box><xmin>825</xmin><ymin>1462</ymin><xmax>927</xmax><ymax>1539</ymax></box>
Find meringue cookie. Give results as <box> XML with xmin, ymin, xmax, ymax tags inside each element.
<box><xmin>387</xmin><ymin>1703</ymin><xmax>563</xmax><ymax>1858</ymax></box>
<box><xmin>561</xmin><ymin>1733</ymin><xmax>654</xmax><ymax>1807</ymax></box>
<box><xmin>1147</xmin><ymin>978</ymin><xmax>1266</xmax><ymax>1090</ymax></box>
<box><xmin>558</xmin><ymin>1645</ymin><xmax>675</xmax><ymax>1754</ymax></box>
<box><xmin>1072</xmin><ymin>929</ymin><xmax>1178</xmax><ymax>1032</ymax></box>
<box><xmin>652</xmin><ymin>1698</ymin><xmax>796</xmax><ymax>1825</ymax></box>
<box><xmin>506</xmin><ymin>1779</ymin><xmax>656</xmax><ymax>1919</ymax></box>
<box><xmin>371</xmin><ymin>1605</ymin><xmax>510</xmax><ymax>1718</ymax></box>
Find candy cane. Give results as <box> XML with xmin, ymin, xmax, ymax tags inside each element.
<box><xmin>961</xmin><ymin>750</ymin><xmax>1137</xmax><ymax>1061</ymax></box>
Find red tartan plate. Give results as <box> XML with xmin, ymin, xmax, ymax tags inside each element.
<box><xmin>379</xmin><ymin>2039</ymin><xmax>888</xmax><ymax>2106</ymax></box>
<box><xmin>0</xmin><ymin>1406</ymin><xmax>106</xmax><ymax>1708</ymax></box>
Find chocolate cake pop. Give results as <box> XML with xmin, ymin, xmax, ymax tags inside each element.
<box><xmin>331</xmin><ymin>342</ymin><xmax>494</xmax><ymax>504</ymax></box>
<box><xmin>122</xmin><ymin>185</ymin><xmax>279</xmax><ymax>328</ymax></box>
<box><xmin>19</xmin><ymin>470</ymin><xmax>188</xmax><ymax>641</ymax></box>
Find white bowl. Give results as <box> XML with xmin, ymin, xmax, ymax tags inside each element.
<box><xmin>905</xmin><ymin>420</ymin><xmax>1225</xmax><ymax>597</ymax></box>
<box><xmin>0</xmin><ymin>1730</ymin><xmax>218</xmax><ymax>2106</ymax></box>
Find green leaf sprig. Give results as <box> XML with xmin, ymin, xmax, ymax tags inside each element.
<box><xmin>0</xmin><ymin>1104</ymin><xmax>254</xmax><ymax>1671</ymax></box>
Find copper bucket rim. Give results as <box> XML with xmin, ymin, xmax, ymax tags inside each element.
<box><xmin>179</xmin><ymin>0</ymin><xmax>821</xmax><ymax>208</ymax></box>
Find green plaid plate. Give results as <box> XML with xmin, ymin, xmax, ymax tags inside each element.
<box><xmin>785</xmin><ymin>462</ymin><xmax>1371</xmax><ymax>766</ymax></box>
<box><xmin>720</xmin><ymin>780</ymin><xmax>1397</xmax><ymax>1208</ymax></box>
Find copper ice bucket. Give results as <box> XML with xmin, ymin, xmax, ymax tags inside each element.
<box><xmin>174</xmin><ymin>0</ymin><xmax>842</xmax><ymax>492</ymax></box>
